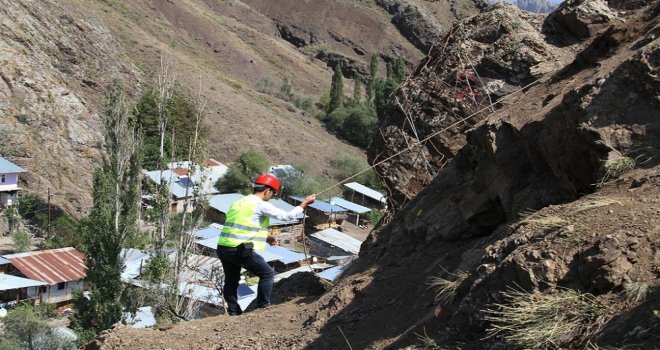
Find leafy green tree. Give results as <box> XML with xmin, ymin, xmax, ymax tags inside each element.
<box><xmin>16</xmin><ymin>195</ymin><xmax>48</xmax><ymax>231</ymax></box>
<box><xmin>0</xmin><ymin>303</ymin><xmax>75</xmax><ymax>350</ymax></box>
<box><xmin>10</xmin><ymin>228</ymin><xmax>31</xmax><ymax>253</ymax></box>
<box><xmin>386</xmin><ymin>62</ymin><xmax>393</xmax><ymax>81</ymax></box>
<box><xmin>341</xmin><ymin>104</ymin><xmax>378</xmax><ymax>148</ymax></box>
<box><xmin>374</xmin><ymin>78</ymin><xmax>398</xmax><ymax>118</ymax></box>
<box><xmin>45</xmin><ymin>216</ymin><xmax>85</xmax><ymax>252</ymax></box>
<box><xmin>135</xmin><ymin>88</ymin><xmax>207</xmax><ymax>169</ymax></box>
<box><xmin>367</xmin><ymin>54</ymin><xmax>379</xmax><ymax>103</ymax></box>
<box><xmin>73</xmin><ymin>79</ymin><xmax>143</xmax><ymax>333</ymax></box>
<box><xmin>352</xmin><ymin>76</ymin><xmax>362</xmax><ymax>103</ymax></box>
<box><xmin>3</xmin><ymin>205</ymin><xmax>19</xmax><ymax>233</ymax></box>
<box><xmin>395</xmin><ymin>57</ymin><xmax>406</xmax><ymax>83</ymax></box>
<box><xmin>327</xmin><ymin>64</ymin><xmax>344</xmax><ymax>113</ymax></box>
<box><xmin>324</xmin><ymin>108</ymin><xmax>349</xmax><ymax>133</ymax></box>
<box><xmin>215</xmin><ymin>150</ymin><xmax>270</xmax><ymax>194</ymax></box>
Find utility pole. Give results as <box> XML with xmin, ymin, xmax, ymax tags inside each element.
<box><xmin>47</xmin><ymin>187</ymin><xmax>51</xmax><ymax>236</ymax></box>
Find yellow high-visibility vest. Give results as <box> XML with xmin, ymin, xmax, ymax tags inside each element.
<box><xmin>218</xmin><ymin>195</ymin><xmax>269</xmax><ymax>251</ymax></box>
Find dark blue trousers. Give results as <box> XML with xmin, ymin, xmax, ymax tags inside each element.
<box><xmin>216</xmin><ymin>245</ymin><xmax>275</xmax><ymax>314</ymax></box>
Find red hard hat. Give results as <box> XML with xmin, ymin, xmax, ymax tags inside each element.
<box><xmin>254</xmin><ymin>174</ymin><xmax>281</xmax><ymax>192</ymax></box>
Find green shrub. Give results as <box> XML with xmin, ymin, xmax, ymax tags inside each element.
<box><xmin>11</xmin><ymin>229</ymin><xmax>31</xmax><ymax>252</ymax></box>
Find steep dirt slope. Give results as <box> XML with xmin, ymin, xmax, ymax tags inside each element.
<box><xmin>95</xmin><ymin>1</ymin><xmax>659</xmax><ymax>349</ymax></box>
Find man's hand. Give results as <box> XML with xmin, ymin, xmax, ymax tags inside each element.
<box><xmin>301</xmin><ymin>194</ymin><xmax>316</xmax><ymax>208</ymax></box>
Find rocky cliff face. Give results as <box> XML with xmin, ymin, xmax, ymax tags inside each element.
<box><xmin>368</xmin><ymin>0</ymin><xmax>634</xmax><ymax>211</ymax></box>
<box><xmin>0</xmin><ymin>0</ymin><xmax>139</xmax><ymax>214</ymax></box>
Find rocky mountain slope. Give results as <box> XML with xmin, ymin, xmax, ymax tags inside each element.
<box><xmin>96</xmin><ymin>0</ymin><xmax>659</xmax><ymax>349</ymax></box>
<box><xmin>0</xmin><ymin>0</ymin><xmax>486</xmax><ymax>215</ymax></box>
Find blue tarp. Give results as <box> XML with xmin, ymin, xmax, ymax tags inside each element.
<box><xmin>289</xmin><ymin>196</ymin><xmax>347</xmax><ymax>213</ymax></box>
<box><xmin>330</xmin><ymin>197</ymin><xmax>371</xmax><ymax>214</ymax></box>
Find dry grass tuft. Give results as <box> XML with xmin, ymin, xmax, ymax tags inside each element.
<box><xmin>427</xmin><ymin>268</ymin><xmax>469</xmax><ymax>305</ymax></box>
<box><xmin>520</xmin><ymin>210</ymin><xmax>568</xmax><ymax>231</ymax></box>
<box><xmin>571</xmin><ymin>197</ymin><xmax>622</xmax><ymax>214</ymax></box>
<box><xmin>624</xmin><ymin>282</ymin><xmax>648</xmax><ymax>303</ymax></box>
<box><xmin>598</xmin><ymin>157</ymin><xmax>636</xmax><ymax>186</ymax></box>
<box><xmin>484</xmin><ymin>287</ymin><xmax>607</xmax><ymax>349</ymax></box>
<box><xmin>414</xmin><ymin>328</ymin><xmax>439</xmax><ymax>350</ymax></box>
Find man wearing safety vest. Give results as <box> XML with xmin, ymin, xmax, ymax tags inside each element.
<box><xmin>217</xmin><ymin>173</ymin><xmax>316</xmax><ymax>315</ymax></box>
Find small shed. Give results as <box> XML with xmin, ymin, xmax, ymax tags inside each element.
<box><xmin>288</xmin><ymin>196</ymin><xmax>347</xmax><ymax>226</ymax></box>
<box><xmin>343</xmin><ymin>182</ymin><xmax>387</xmax><ymax>209</ymax></box>
<box><xmin>330</xmin><ymin>197</ymin><xmax>371</xmax><ymax>225</ymax></box>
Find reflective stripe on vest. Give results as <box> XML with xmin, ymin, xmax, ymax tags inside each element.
<box><xmin>218</xmin><ymin>195</ymin><xmax>269</xmax><ymax>250</ymax></box>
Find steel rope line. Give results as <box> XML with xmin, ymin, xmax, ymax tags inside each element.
<box><xmin>295</xmin><ymin>78</ymin><xmax>540</xmax><ymax>280</ymax></box>
<box><xmin>314</xmin><ymin>78</ymin><xmax>540</xmax><ymax>197</ymax></box>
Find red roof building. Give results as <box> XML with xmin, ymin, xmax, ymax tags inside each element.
<box><xmin>3</xmin><ymin>247</ymin><xmax>86</xmax><ymax>284</ymax></box>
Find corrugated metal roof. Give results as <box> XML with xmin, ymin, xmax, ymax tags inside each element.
<box><xmin>274</xmin><ymin>263</ymin><xmax>332</xmax><ymax>281</ymax></box>
<box><xmin>289</xmin><ymin>196</ymin><xmax>347</xmax><ymax>214</ymax></box>
<box><xmin>311</xmin><ymin>228</ymin><xmax>362</xmax><ymax>255</ymax></box>
<box><xmin>0</xmin><ymin>273</ymin><xmax>47</xmax><ymax>290</ymax></box>
<box><xmin>317</xmin><ymin>264</ymin><xmax>349</xmax><ymax>282</ymax></box>
<box><xmin>343</xmin><ymin>182</ymin><xmax>386</xmax><ymax>204</ymax></box>
<box><xmin>264</xmin><ymin>245</ymin><xmax>306</xmax><ymax>264</ymax></box>
<box><xmin>0</xmin><ymin>157</ymin><xmax>26</xmax><ymax>173</ymax></box>
<box><xmin>330</xmin><ymin>197</ymin><xmax>371</xmax><ymax>214</ymax></box>
<box><xmin>196</xmin><ymin>238</ymin><xmax>305</xmax><ymax>264</ymax></box>
<box><xmin>3</xmin><ymin>247</ymin><xmax>86</xmax><ymax>284</ymax></box>
<box><xmin>191</xmin><ymin>223</ymin><xmax>223</xmax><ymax>239</ymax></box>
<box><xmin>269</xmin><ymin>199</ymin><xmax>304</xmax><ymax>226</ymax></box>
<box><xmin>208</xmin><ymin>193</ymin><xmax>244</xmax><ymax>213</ymax></box>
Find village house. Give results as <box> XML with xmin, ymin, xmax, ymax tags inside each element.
<box><xmin>0</xmin><ymin>156</ymin><xmax>26</xmax><ymax>209</ymax></box>
<box><xmin>142</xmin><ymin>159</ymin><xmax>227</xmax><ymax>214</ymax></box>
<box><xmin>2</xmin><ymin>247</ymin><xmax>86</xmax><ymax>307</ymax></box>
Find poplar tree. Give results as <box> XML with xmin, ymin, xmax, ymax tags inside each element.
<box><xmin>386</xmin><ymin>62</ymin><xmax>393</xmax><ymax>81</ymax></box>
<box><xmin>327</xmin><ymin>63</ymin><xmax>344</xmax><ymax>113</ymax></box>
<box><xmin>353</xmin><ymin>76</ymin><xmax>362</xmax><ymax>103</ymax></box>
<box><xmin>367</xmin><ymin>54</ymin><xmax>379</xmax><ymax>102</ymax></box>
<box><xmin>74</xmin><ymin>79</ymin><xmax>142</xmax><ymax>332</ymax></box>
<box><xmin>395</xmin><ymin>57</ymin><xmax>406</xmax><ymax>83</ymax></box>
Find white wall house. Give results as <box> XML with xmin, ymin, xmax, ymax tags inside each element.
<box><xmin>0</xmin><ymin>156</ymin><xmax>26</xmax><ymax>208</ymax></box>
<box><xmin>143</xmin><ymin>158</ymin><xmax>228</xmax><ymax>214</ymax></box>
<box><xmin>2</xmin><ymin>247</ymin><xmax>86</xmax><ymax>306</ymax></box>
